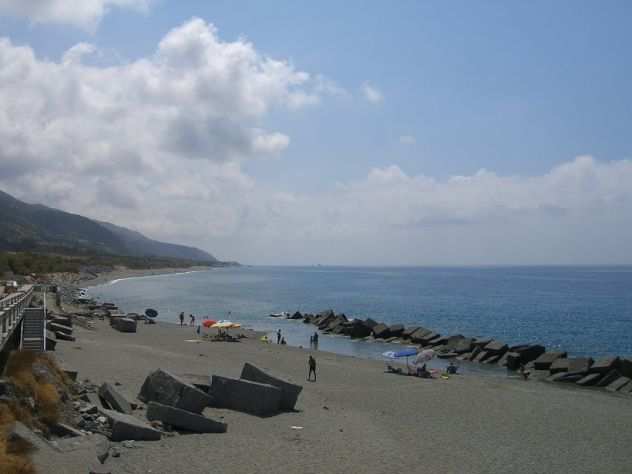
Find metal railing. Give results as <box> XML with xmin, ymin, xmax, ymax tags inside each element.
<box><xmin>0</xmin><ymin>285</ymin><xmax>34</xmax><ymax>351</ymax></box>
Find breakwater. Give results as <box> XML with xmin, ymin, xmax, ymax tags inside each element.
<box><xmin>283</xmin><ymin>309</ymin><xmax>632</xmax><ymax>396</ymax></box>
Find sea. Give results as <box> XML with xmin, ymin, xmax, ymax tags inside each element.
<box><xmin>88</xmin><ymin>266</ymin><xmax>632</xmax><ymax>368</ymax></box>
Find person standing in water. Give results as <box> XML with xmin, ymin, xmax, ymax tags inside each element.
<box><xmin>179</xmin><ymin>312</ymin><xmax>184</xmax><ymax>327</ymax></box>
<box><xmin>189</xmin><ymin>314</ymin><xmax>195</xmax><ymax>326</ymax></box>
<box><xmin>276</xmin><ymin>329</ymin><xmax>282</xmax><ymax>344</ymax></box>
<box><xmin>308</xmin><ymin>355</ymin><xmax>317</xmax><ymax>381</ymax></box>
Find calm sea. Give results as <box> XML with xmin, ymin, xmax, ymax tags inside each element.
<box><xmin>89</xmin><ymin>266</ymin><xmax>632</xmax><ymax>363</ymax></box>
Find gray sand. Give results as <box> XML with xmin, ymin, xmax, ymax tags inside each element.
<box><xmin>37</xmin><ymin>320</ymin><xmax>632</xmax><ymax>474</ymax></box>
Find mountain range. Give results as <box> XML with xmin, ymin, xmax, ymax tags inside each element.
<box><xmin>0</xmin><ymin>189</ymin><xmax>220</xmax><ymax>263</ymax></box>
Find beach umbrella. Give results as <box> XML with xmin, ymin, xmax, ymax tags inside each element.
<box><xmin>382</xmin><ymin>347</ymin><xmax>418</xmax><ymax>359</ymax></box>
<box><xmin>202</xmin><ymin>319</ymin><xmax>216</xmax><ymax>328</ymax></box>
<box><xmin>382</xmin><ymin>347</ymin><xmax>418</xmax><ymax>368</ymax></box>
<box><xmin>414</xmin><ymin>349</ymin><xmax>436</xmax><ymax>366</ymax></box>
<box><xmin>212</xmin><ymin>321</ymin><xmax>234</xmax><ymax>329</ymax></box>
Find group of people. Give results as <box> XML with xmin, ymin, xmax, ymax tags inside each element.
<box><xmin>178</xmin><ymin>311</ymin><xmax>196</xmax><ymax>327</ymax></box>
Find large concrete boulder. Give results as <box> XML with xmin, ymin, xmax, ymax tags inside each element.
<box><xmin>55</xmin><ymin>332</ymin><xmax>76</xmax><ymax>342</ymax></box>
<box><xmin>46</xmin><ymin>330</ymin><xmax>57</xmax><ymax>351</ymax></box>
<box><xmin>402</xmin><ymin>327</ymin><xmax>420</xmax><ymax>339</ymax></box>
<box><xmin>454</xmin><ymin>338</ymin><xmax>474</xmax><ymax>354</ymax></box>
<box><xmin>483</xmin><ymin>340</ymin><xmax>508</xmax><ymax>355</ymax></box>
<box><xmin>472</xmin><ymin>338</ymin><xmax>492</xmax><ymax>349</ymax></box>
<box><xmin>483</xmin><ymin>354</ymin><xmax>502</xmax><ymax>364</ymax></box>
<box><xmin>48</xmin><ymin>322</ymin><xmax>72</xmax><ymax>335</ymax></box>
<box><xmin>139</xmin><ymin>369</ymin><xmax>211</xmax><ymax>414</ymax></box>
<box><xmin>209</xmin><ymin>375</ymin><xmax>282</xmax><ymax>417</ymax></box>
<box><xmin>317</xmin><ymin>314</ymin><xmax>337</xmax><ymax>330</ymax></box>
<box><xmin>596</xmin><ymin>369</ymin><xmax>622</xmax><ymax>387</ymax></box>
<box><xmin>113</xmin><ymin>317</ymin><xmax>137</xmax><ymax>333</ymax></box>
<box><xmin>576</xmin><ymin>373</ymin><xmax>603</xmax><ymax>386</ymax></box>
<box><xmin>419</xmin><ymin>332</ymin><xmax>441</xmax><ymax>346</ymax></box>
<box><xmin>605</xmin><ymin>376</ymin><xmax>631</xmax><ymax>392</ymax></box>
<box><xmin>409</xmin><ymin>328</ymin><xmax>431</xmax><ymax>343</ymax></box>
<box><xmin>99</xmin><ymin>383</ymin><xmax>132</xmax><ymax>414</ymax></box>
<box><xmin>7</xmin><ymin>421</ymin><xmax>48</xmax><ymax>451</ymax></box>
<box><xmin>618</xmin><ymin>358</ymin><xmax>632</xmax><ymax>378</ymax></box>
<box><xmin>388</xmin><ymin>324</ymin><xmax>405</xmax><ymax>338</ymax></box>
<box><xmin>146</xmin><ymin>402</ymin><xmax>227</xmax><ymax>433</ymax></box>
<box><xmin>372</xmin><ymin>323</ymin><xmax>391</xmax><ymax>339</ymax></box>
<box><xmin>49</xmin><ymin>316</ymin><xmax>72</xmax><ymax>327</ymax></box>
<box><xmin>567</xmin><ymin>358</ymin><xmax>593</xmax><ymax>374</ymax></box>
<box><xmin>505</xmin><ymin>352</ymin><xmax>522</xmax><ymax>370</ymax></box>
<box><xmin>589</xmin><ymin>357</ymin><xmax>620</xmax><ymax>374</ymax></box>
<box><xmin>240</xmin><ymin>363</ymin><xmax>303</xmax><ymax>411</ymax></box>
<box><xmin>442</xmin><ymin>335</ymin><xmax>465</xmax><ymax>351</ymax></box>
<box><xmin>345</xmin><ymin>320</ymin><xmax>372</xmax><ymax>339</ymax></box>
<box><xmin>512</xmin><ymin>345</ymin><xmax>546</xmax><ymax>364</ymax></box>
<box><xmin>102</xmin><ymin>410</ymin><xmax>161</xmax><ymax>441</ymax></box>
<box><xmin>364</xmin><ymin>318</ymin><xmax>379</xmax><ymax>330</ymax></box>
<box><xmin>533</xmin><ymin>352</ymin><xmax>567</xmax><ymax>371</ymax></box>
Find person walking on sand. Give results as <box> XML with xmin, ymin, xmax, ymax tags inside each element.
<box><xmin>189</xmin><ymin>314</ymin><xmax>195</xmax><ymax>326</ymax></box>
<box><xmin>308</xmin><ymin>355</ymin><xmax>317</xmax><ymax>381</ymax></box>
<box><xmin>179</xmin><ymin>312</ymin><xmax>184</xmax><ymax>327</ymax></box>
<box><xmin>277</xmin><ymin>329</ymin><xmax>282</xmax><ymax>344</ymax></box>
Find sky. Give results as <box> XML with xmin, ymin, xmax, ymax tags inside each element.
<box><xmin>0</xmin><ymin>1</ymin><xmax>631</xmax><ymax>265</ymax></box>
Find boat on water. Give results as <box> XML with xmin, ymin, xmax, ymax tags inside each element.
<box><xmin>269</xmin><ymin>311</ymin><xmax>290</xmax><ymax>318</ymax></box>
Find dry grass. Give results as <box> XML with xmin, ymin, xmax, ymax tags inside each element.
<box><xmin>0</xmin><ymin>406</ymin><xmax>36</xmax><ymax>474</ymax></box>
<box><xmin>0</xmin><ymin>350</ymin><xmax>73</xmax><ymax>474</ymax></box>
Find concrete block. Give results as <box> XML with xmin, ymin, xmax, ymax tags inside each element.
<box><xmin>533</xmin><ymin>352</ymin><xmax>567</xmax><ymax>371</ymax></box>
<box><xmin>113</xmin><ymin>317</ymin><xmax>137</xmax><ymax>333</ymax></box>
<box><xmin>596</xmin><ymin>369</ymin><xmax>621</xmax><ymax>387</ymax></box>
<box><xmin>102</xmin><ymin>410</ymin><xmax>161</xmax><ymax>442</ymax></box>
<box><xmin>210</xmin><ymin>375</ymin><xmax>282</xmax><ymax>417</ymax></box>
<box><xmin>146</xmin><ymin>402</ymin><xmax>227</xmax><ymax>433</ymax></box>
<box><xmin>605</xmin><ymin>376</ymin><xmax>631</xmax><ymax>392</ymax></box>
<box><xmin>99</xmin><ymin>383</ymin><xmax>132</xmax><ymax>414</ymax></box>
<box><xmin>576</xmin><ymin>373</ymin><xmax>602</xmax><ymax>387</ymax></box>
<box><xmin>240</xmin><ymin>363</ymin><xmax>303</xmax><ymax>411</ymax></box>
<box><xmin>139</xmin><ymin>369</ymin><xmax>211</xmax><ymax>414</ymax></box>
<box><xmin>589</xmin><ymin>357</ymin><xmax>620</xmax><ymax>375</ymax></box>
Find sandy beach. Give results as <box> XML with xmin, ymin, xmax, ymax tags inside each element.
<box><xmin>34</xmin><ymin>317</ymin><xmax>632</xmax><ymax>474</ymax></box>
<box><xmin>76</xmin><ymin>266</ymin><xmax>214</xmax><ymax>288</ymax></box>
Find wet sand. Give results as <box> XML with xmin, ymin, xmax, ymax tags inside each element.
<box><xmin>35</xmin><ymin>318</ymin><xmax>632</xmax><ymax>474</ymax></box>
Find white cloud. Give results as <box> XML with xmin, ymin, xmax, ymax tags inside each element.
<box><xmin>362</xmin><ymin>82</ymin><xmax>383</xmax><ymax>104</ymax></box>
<box><xmin>200</xmin><ymin>156</ymin><xmax>632</xmax><ymax>265</ymax></box>
<box><xmin>0</xmin><ymin>19</ymin><xmax>333</xmax><ymax>255</ymax></box>
<box><xmin>0</xmin><ymin>0</ymin><xmax>151</xmax><ymax>30</ymax></box>
<box><xmin>399</xmin><ymin>135</ymin><xmax>416</xmax><ymax>145</ymax></box>
<box><xmin>0</xmin><ymin>20</ymin><xmax>630</xmax><ymax>265</ymax></box>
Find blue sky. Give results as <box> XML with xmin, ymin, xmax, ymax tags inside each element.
<box><xmin>0</xmin><ymin>1</ymin><xmax>631</xmax><ymax>264</ymax></box>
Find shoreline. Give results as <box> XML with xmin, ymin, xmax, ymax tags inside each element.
<box><xmin>37</xmin><ymin>311</ymin><xmax>632</xmax><ymax>473</ymax></box>
<box><xmin>76</xmin><ymin>265</ymin><xmax>214</xmax><ymax>288</ymax></box>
